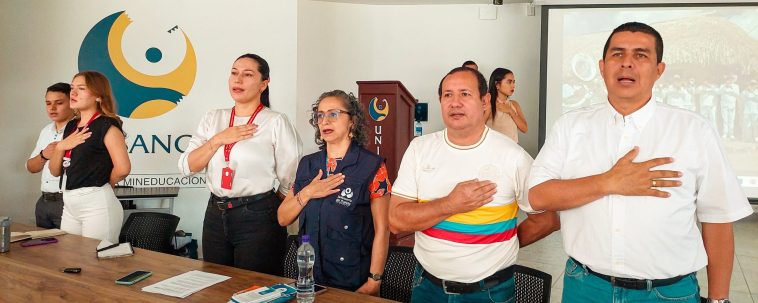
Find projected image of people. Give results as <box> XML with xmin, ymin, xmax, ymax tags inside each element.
<box><xmin>546</xmin><ymin>6</ymin><xmax>758</xmax><ymax>199</ymax></box>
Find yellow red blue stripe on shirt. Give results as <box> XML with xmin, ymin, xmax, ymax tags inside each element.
<box><xmin>420</xmin><ymin>200</ymin><xmax>519</xmax><ymax>244</ymax></box>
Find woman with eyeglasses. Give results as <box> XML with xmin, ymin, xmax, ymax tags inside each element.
<box><xmin>178</xmin><ymin>53</ymin><xmax>302</xmax><ymax>275</ymax></box>
<box><xmin>277</xmin><ymin>90</ymin><xmax>391</xmax><ymax>296</ymax></box>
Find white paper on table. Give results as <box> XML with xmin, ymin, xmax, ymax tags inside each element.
<box><xmin>141</xmin><ymin>270</ymin><xmax>231</xmax><ymax>298</ymax></box>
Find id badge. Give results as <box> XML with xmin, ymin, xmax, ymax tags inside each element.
<box><xmin>221</xmin><ymin>167</ymin><xmax>235</xmax><ymax>190</ymax></box>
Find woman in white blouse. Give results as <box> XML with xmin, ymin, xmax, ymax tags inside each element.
<box><xmin>178</xmin><ymin>54</ymin><xmax>302</xmax><ymax>275</ymax></box>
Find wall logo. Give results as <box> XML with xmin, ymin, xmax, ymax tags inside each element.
<box><xmin>78</xmin><ymin>11</ymin><xmax>197</xmax><ymax>119</ymax></box>
<box><xmin>368</xmin><ymin>97</ymin><xmax>389</xmax><ymax>121</ymax></box>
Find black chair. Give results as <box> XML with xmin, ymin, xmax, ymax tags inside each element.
<box><xmin>119</xmin><ymin>212</ymin><xmax>180</xmax><ymax>254</ymax></box>
<box><xmin>380</xmin><ymin>246</ymin><xmax>418</xmax><ymax>303</ymax></box>
<box><xmin>513</xmin><ymin>264</ymin><xmax>552</xmax><ymax>303</ymax></box>
<box><xmin>283</xmin><ymin>234</ymin><xmax>299</xmax><ymax>279</ymax></box>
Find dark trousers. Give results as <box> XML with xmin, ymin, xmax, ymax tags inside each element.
<box><xmin>202</xmin><ymin>193</ymin><xmax>286</xmax><ymax>276</ymax></box>
<box><xmin>35</xmin><ymin>193</ymin><xmax>63</xmax><ymax>229</ymax></box>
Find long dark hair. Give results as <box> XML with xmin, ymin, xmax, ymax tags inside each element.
<box><xmin>236</xmin><ymin>53</ymin><xmax>271</xmax><ymax>107</ymax></box>
<box><xmin>309</xmin><ymin>90</ymin><xmax>368</xmax><ymax>150</ymax></box>
<box><xmin>488</xmin><ymin>68</ymin><xmax>513</xmax><ymax>119</ymax></box>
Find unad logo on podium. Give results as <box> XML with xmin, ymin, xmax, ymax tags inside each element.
<box><xmin>367</xmin><ymin>97</ymin><xmax>389</xmax><ymax>155</ymax></box>
<box><xmin>368</xmin><ymin>97</ymin><xmax>389</xmax><ymax>121</ymax></box>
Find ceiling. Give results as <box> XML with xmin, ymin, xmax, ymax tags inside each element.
<box><xmin>309</xmin><ymin>0</ymin><xmax>531</xmax><ymax>5</ymax></box>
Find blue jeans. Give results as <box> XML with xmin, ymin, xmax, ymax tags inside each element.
<box><xmin>410</xmin><ymin>265</ymin><xmax>515</xmax><ymax>303</ymax></box>
<box><xmin>562</xmin><ymin>258</ymin><xmax>700</xmax><ymax>303</ymax></box>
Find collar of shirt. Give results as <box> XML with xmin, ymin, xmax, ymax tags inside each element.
<box><xmin>606</xmin><ymin>97</ymin><xmax>657</xmax><ymax>131</ymax></box>
<box><xmin>51</xmin><ymin>123</ymin><xmax>65</xmax><ymax>139</ymax></box>
<box><xmin>443</xmin><ymin>126</ymin><xmax>489</xmax><ymax>150</ymax></box>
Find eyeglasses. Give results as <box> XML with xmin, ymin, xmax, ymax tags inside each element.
<box><xmin>314</xmin><ymin>109</ymin><xmax>351</xmax><ymax>124</ymax></box>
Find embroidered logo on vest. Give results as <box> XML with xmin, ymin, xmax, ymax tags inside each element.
<box><xmin>336</xmin><ymin>187</ymin><xmax>353</xmax><ymax>207</ymax></box>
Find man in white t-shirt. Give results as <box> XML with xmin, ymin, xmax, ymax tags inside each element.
<box><xmin>529</xmin><ymin>22</ymin><xmax>753</xmax><ymax>303</ymax></box>
<box><xmin>389</xmin><ymin>67</ymin><xmax>559</xmax><ymax>302</ymax></box>
<box><xmin>25</xmin><ymin>82</ymin><xmax>74</xmax><ymax>229</ymax></box>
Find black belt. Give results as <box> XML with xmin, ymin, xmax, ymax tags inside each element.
<box><xmin>42</xmin><ymin>192</ymin><xmax>63</xmax><ymax>201</ymax></box>
<box><xmin>210</xmin><ymin>191</ymin><xmax>275</xmax><ymax>210</ymax></box>
<box><xmin>422</xmin><ymin>266</ymin><xmax>514</xmax><ymax>294</ymax></box>
<box><xmin>571</xmin><ymin>258</ymin><xmax>690</xmax><ymax>290</ymax></box>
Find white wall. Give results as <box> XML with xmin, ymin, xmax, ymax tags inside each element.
<box><xmin>0</xmin><ymin>1</ymin><xmax>298</xmax><ymax>246</ymax></box>
<box><xmin>0</xmin><ymin>0</ymin><xmax>542</xmax><ymax>249</ymax></box>
<box><xmin>297</xmin><ymin>1</ymin><xmax>543</xmax><ymax>156</ymax></box>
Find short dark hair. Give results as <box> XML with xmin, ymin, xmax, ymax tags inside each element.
<box><xmin>437</xmin><ymin>67</ymin><xmax>488</xmax><ymax>99</ymax></box>
<box><xmin>462</xmin><ymin>60</ymin><xmax>477</xmax><ymax>67</ymax></box>
<box><xmin>603</xmin><ymin>22</ymin><xmax>664</xmax><ymax>63</ymax></box>
<box><xmin>236</xmin><ymin>53</ymin><xmax>271</xmax><ymax>107</ymax></box>
<box><xmin>47</xmin><ymin>82</ymin><xmax>71</xmax><ymax>97</ymax></box>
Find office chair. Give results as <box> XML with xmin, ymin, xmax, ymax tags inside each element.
<box><xmin>380</xmin><ymin>246</ymin><xmax>418</xmax><ymax>303</ymax></box>
<box><xmin>283</xmin><ymin>234</ymin><xmax>299</xmax><ymax>279</ymax></box>
<box><xmin>119</xmin><ymin>212</ymin><xmax>180</xmax><ymax>254</ymax></box>
<box><xmin>513</xmin><ymin>264</ymin><xmax>552</xmax><ymax>303</ymax></box>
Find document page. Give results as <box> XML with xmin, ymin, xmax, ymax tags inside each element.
<box><xmin>142</xmin><ymin>270</ymin><xmax>231</xmax><ymax>298</ymax></box>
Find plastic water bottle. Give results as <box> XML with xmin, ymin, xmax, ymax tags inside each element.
<box><xmin>414</xmin><ymin>120</ymin><xmax>423</xmax><ymax>137</ymax></box>
<box><xmin>296</xmin><ymin>234</ymin><xmax>315</xmax><ymax>303</ymax></box>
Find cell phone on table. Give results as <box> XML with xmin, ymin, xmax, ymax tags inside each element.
<box><xmin>115</xmin><ymin>270</ymin><xmax>153</xmax><ymax>285</ymax></box>
<box><xmin>20</xmin><ymin>237</ymin><xmax>58</xmax><ymax>247</ymax></box>
<box><xmin>287</xmin><ymin>282</ymin><xmax>328</xmax><ymax>294</ymax></box>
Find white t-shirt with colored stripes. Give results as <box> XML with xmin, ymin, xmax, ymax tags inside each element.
<box><xmin>393</xmin><ymin>127</ymin><xmax>537</xmax><ymax>283</ymax></box>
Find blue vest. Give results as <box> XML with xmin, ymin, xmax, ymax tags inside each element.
<box><xmin>293</xmin><ymin>142</ymin><xmax>383</xmax><ymax>291</ymax></box>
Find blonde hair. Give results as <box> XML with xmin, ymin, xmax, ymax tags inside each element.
<box><xmin>72</xmin><ymin>71</ymin><xmax>122</xmax><ymax>125</ymax></box>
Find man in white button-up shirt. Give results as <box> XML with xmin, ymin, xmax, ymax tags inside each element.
<box><xmin>529</xmin><ymin>22</ymin><xmax>753</xmax><ymax>303</ymax></box>
<box><xmin>25</xmin><ymin>83</ymin><xmax>74</xmax><ymax>229</ymax></box>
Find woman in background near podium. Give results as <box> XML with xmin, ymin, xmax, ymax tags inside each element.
<box><xmin>486</xmin><ymin>68</ymin><xmax>528</xmax><ymax>143</ymax></box>
<box><xmin>49</xmin><ymin>71</ymin><xmax>131</xmax><ymax>243</ymax></box>
<box><xmin>178</xmin><ymin>54</ymin><xmax>302</xmax><ymax>275</ymax></box>
<box><xmin>277</xmin><ymin>90</ymin><xmax>391</xmax><ymax>295</ymax></box>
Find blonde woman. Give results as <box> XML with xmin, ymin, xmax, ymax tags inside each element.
<box><xmin>50</xmin><ymin>71</ymin><xmax>130</xmax><ymax>242</ymax></box>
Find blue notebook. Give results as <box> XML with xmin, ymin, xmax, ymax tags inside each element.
<box><xmin>229</xmin><ymin>283</ymin><xmax>297</xmax><ymax>303</ymax></box>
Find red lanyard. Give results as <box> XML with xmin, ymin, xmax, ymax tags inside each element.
<box><xmin>223</xmin><ymin>104</ymin><xmax>264</xmax><ymax>164</ymax></box>
<box><xmin>64</xmin><ymin>113</ymin><xmax>100</xmax><ymax>159</ymax></box>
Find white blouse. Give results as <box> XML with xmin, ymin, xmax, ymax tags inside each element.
<box><xmin>179</xmin><ymin>107</ymin><xmax>302</xmax><ymax>198</ymax></box>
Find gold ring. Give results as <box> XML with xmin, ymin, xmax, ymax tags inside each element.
<box><xmin>651</xmin><ymin>180</ymin><xmax>657</xmax><ymax>187</ymax></box>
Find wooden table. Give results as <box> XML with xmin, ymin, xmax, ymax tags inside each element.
<box><xmin>0</xmin><ymin>224</ymin><xmax>395</xmax><ymax>303</ymax></box>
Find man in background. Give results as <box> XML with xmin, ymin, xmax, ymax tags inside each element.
<box><xmin>26</xmin><ymin>82</ymin><xmax>74</xmax><ymax>229</ymax></box>
<box><xmin>462</xmin><ymin>60</ymin><xmax>478</xmax><ymax>70</ymax></box>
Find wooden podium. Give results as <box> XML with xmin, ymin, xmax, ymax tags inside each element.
<box><xmin>357</xmin><ymin>80</ymin><xmax>416</xmax><ymax>247</ymax></box>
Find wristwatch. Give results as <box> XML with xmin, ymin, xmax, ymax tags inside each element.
<box><xmin>704</xmin><ymin>298</ymin><xmax>730</xmax><ymax>303</ymax></box>
<box><xmin>368</xmin><ymin>272</ymin><xmax>383</xmax><ymax>281</ymax></box>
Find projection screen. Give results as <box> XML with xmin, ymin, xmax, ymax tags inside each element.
<box><xmin>539</xmin><ymin>3</ymin><xmax>758</xmax><ymax>200</ymax></box>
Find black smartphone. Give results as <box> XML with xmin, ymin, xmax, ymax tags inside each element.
<box><xmin>20</xmin><ymin>237</ymin><xmax>58</xmax><ymax>247</ymax></box>
<box><xmin>115</xmin><ymin>270</ymin><xmax>152</xmax><ymax>285</ymax></box>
